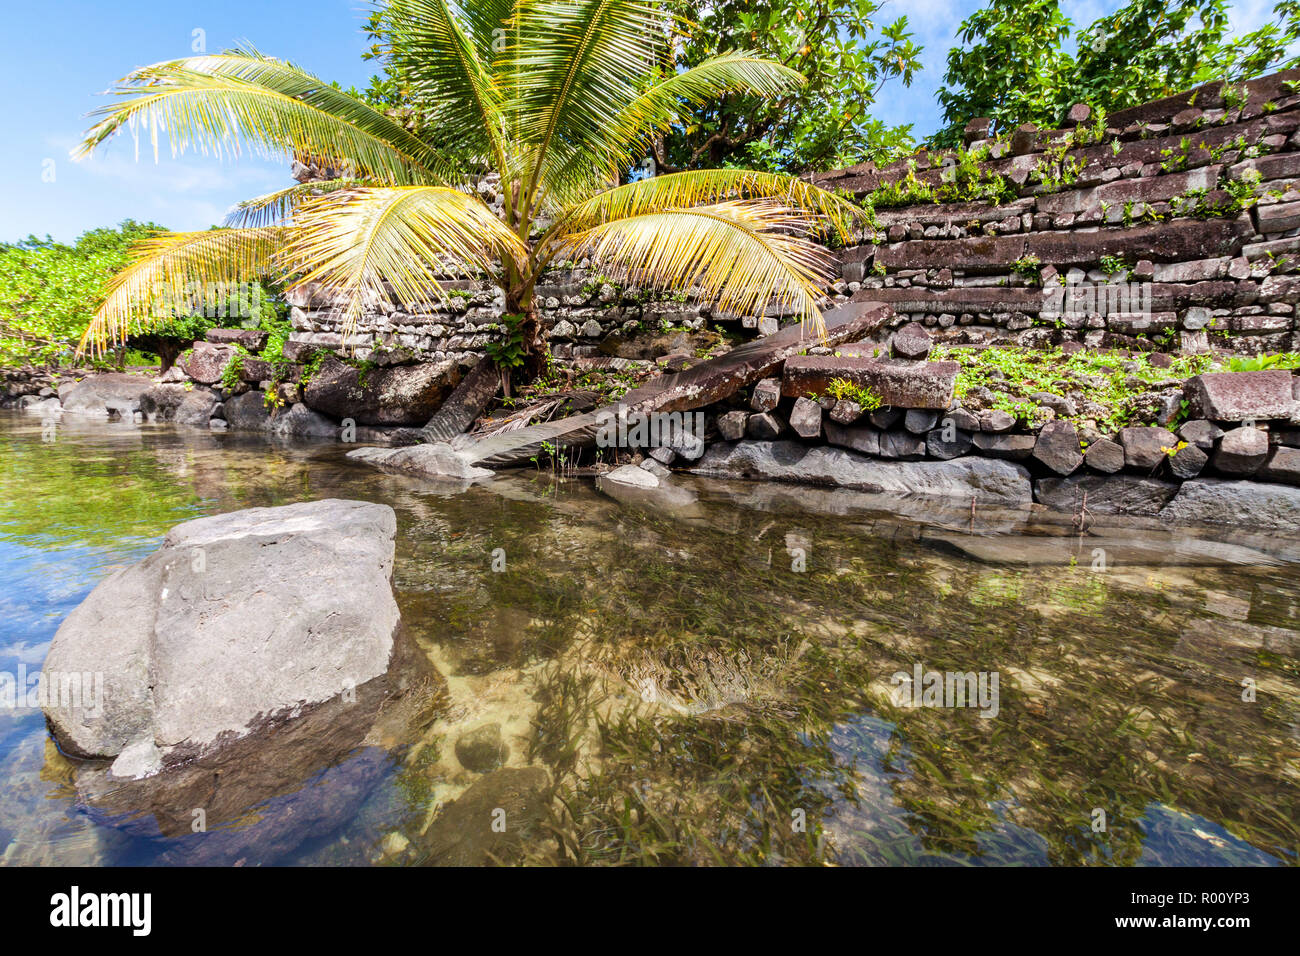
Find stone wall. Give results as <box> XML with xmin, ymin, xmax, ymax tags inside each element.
<box><xmin>813</xmin><ymin>69</ymin><xmax>1300</xmax><ymax>357</ymax></box>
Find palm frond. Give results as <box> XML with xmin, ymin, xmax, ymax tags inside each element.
<box><xmin>74</xmin><ymin>51</ymin><xmax>452</xmax><ymax>185</ymax></box>
<box><xmin>511</xmin><ymin>0</ymin><xmax>666</xmax><ymax>212</ymax></box>
<box><xmin>80</xmin><ymin>227</ymin><xmax>284</xmax><ymax>355</ymax></box>
<box><xmin>554</xmin><ymin>200</ymin><xmax>832</xmax><ymax>336</ymax></box>
<box><xmin>222</xmin><ymin>178</ymin><xmax>364</xmax><ymax>228</ymax></box>
<box><xmin>283</xmin><ymin>186</ymin><xmax>529</xmax><ymax>334</ymax></box>
<box><xmin>553</xmin><ymin>168</ymin><xmax>868</xmax><ymax>244</ymax></box>
<box><xmin>379</xmin><ymin>0</ymin><xmax>509</xmax><ymax>177</ymax></box>
<box><xmin>542</xmin><ymin>53</ymin><xmax>804</xmax><ymax>206</ymax></box>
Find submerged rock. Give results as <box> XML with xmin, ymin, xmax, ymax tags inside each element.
<box><xmin>42</xmin><ymin>499</ymin><xmax>402</xmax><ymax>776</ymax></box>
<box><xmin>688</xmin><ymin>440</ymin><xmax>1032</xmax><ymax>505</ymax></box>
<box><xmin>304</xmin><ymin>355</ymin><xmax>463</xmax><ymax>426</ymax></box>
<box><xmin>1034</xmin><ymin>474</ymin><xmax>1180</xmax><ymax>516</ymax></box>
<box><xmin>348</xmin><ymin>443</ymin><xmax>493</xmax><ymax>481</ymax></box>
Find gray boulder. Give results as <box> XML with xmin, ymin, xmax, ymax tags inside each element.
<box><xmin>1034</xmin><ymin>474</ymin><xmax>1180</xmax><ymax>516</ymax></box>
<box><xmin>1119</xmin><ymin>426</ymin><xmax>1177</xmax><ymax>469</ymax></box>
<box><xmin>1032</xmin><ymin>421</ymin><xmax>1083</xmax><ymax>475</ymax></box>
<box><xmin>348</xmin><ymin>442</ymin><xmax>494</xmax><ymax>481</ymax></box>
<box><xmin>1160</xmin><ymin>478</ymin><xmax>1300</xmax><ymax>531</ymax></box>
<box><xmin>304</xmin><ymin>355</ymin><xmax>463</xmax><ymax>426</ymax></box>
<box><xmin>1212</xmin><ymin>426</ymin><xmax>1268</xmax><ymax>475</ymax></box>
<box><xmin>181</xmin><ymin>342</ymin><xmax>238</xmax><ymax>385</ymax></box>
<box><xmin>42</xmin><ymin>500</ymin><xmax>401</xmax><ymax>777</ymax></box>
<box><xmin>689</xmin><ymin>440</ymin><xmax>1032</xmax><ymax>505</ymax></box>
<box><xmin>59</xmin><ymin>373</ymin><xmax>154</xmax><ymax>418</ymax></box>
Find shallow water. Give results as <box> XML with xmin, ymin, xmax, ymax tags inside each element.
<box><xmin>0</xmin><ymin>409</ymin><xmax>1297</xmax><ymax>866</ymax></box>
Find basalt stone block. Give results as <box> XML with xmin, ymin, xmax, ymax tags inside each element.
<box><xmin>926</xmin><ymin>428</ymin><xmax>973</xmax><ymax>460</ymax></box>
<box><xmin>781</xmin><ymin>356</ymin><xmax>958</xmax><ymax>410</ymax></box>
<box><xmin>1260</xmin><ymin>445</ymin><xmax>1300</xmax><ymax>484</ymax></box>
<box><xmin>1184</xmin><ymin>371</ymin><xmax>1294</xmax><ymax>422</ymax></box>
<box><xmin>1031</xmin><ymin>421</ymin><xmax>1084</xmax><ymax>476</ymax></box>
<box><xmin>979</xmin><ymin>410</ymin><xmax>1017</xmax><ymax>433</ymax></box>
<box><xmin>891</xmin><ymin>321</ymin><xmax>932</xmax><ymax>360</ymax></box>
<box><xmin>751</xmin><ymin>378</ymin><xmax>782</xmax><ymax>412</ymax></box>
<box><xmin>304</xmin><ymin>355</ymin><xmax>462</xmax><ymax>426</ymax></box>
<box><xmin>904</xmin><ymin>408</ymin><xmax>939</xmax><ymax>434</ymax></box>
<box><xmin>1035</xmin><ymin>474</ymin><xmax>1180</xmax><ymax>516</ymax></box>
<box><xmin>1178</xmin><ymin>419</ymin><xmax>1225</xmax><ymax>450</ymax></box>
<box><xmin>1083</xmin><ymin>438</ymin><xmax>1126</xmax><ymax>474</ymax></box>
<box><xmin>1024</xmin><ymin>217</ymin><xmax>1251</xmax><ymax>267</ymax></box>
<box><xmin>941</xmin><ymin>408</ymin><xmax>980</xmax><ymax>432</ymax></box>
<box><xmin>868</xmin><ymin>407</ymin><xmax>903</xmax><ymax>430</ymax></box>
<box><xmin>716</xmin><ymin>410</ymin><xmax>748</xmax><ymax>441</ymax></box>
<box><xmin>829</xmin><ymin>399</ymin><xmax>863</xmax><ymax>425</ymax></box>
<box><xmin>747</xmin><ymin>411</ymin><xmax>785</xmax><ymax>440</ymax></box>
<box><xmin>1169</xmin><ymin>442</ymin><xmax>1208</xmax><ymax>480</ymax></box>
<box><xmin>182</xmin><ymin>342</ymin><xmax>239</xmax><ymax>385</ymax></box>
<box><xmin>878</xmin><ymin>429</ymin><xmax>927</xmax><ymax>460</ymax></box>
<box><xmin>789</xmin><ymin>397</ymin><xmax>823</xmax><ymax>439</ymax></box>
<box><xmin>1213</xmin><ymin>426</ymin><xmax>1269</xmax><ymax>475</ymax></box>
<box><xmin>1119</xmin><ymin>426</ymin><xmax>1178</xmax><ymax>469</ymax></box>
<box><xmin>206</xmin><ymin>328</ymin><xmax>268</xmax><ymax>351</ymax></box>
<box><xmin>972</xmin><ymin>432</ymin><xmax>1036</xmax><ymax>460</ymax></box>
<box><xmin>825</xmin><ymin>422</ymin><xmax>881</xmax><ymax>456</ymax></box>
<box><xmin>239</xmin><ymin>357</ymin><xmax>276</xmax><ymax>384</ymax></box>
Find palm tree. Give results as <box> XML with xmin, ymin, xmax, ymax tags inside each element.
<box><xmin>74</xmin><ymin>0</ymin><xmax>861</xmax><ymax>380</ymax></box>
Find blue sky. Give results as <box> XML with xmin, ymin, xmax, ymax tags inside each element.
<box><xmin>0</xmin><ymin>0</ymin><xmax>1283</xmax><ymax>242</ymax></box>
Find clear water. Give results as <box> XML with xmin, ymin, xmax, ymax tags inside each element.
<box><xmin>0</xmin><ymin>409</ymin><xmax>1296</xmax><ymax>866</ymax></box>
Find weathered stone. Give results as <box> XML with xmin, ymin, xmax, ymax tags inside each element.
<box><xmin>878</xmin><ymin>429</ymin><xmax>927</xmax><ymax>459</ymax></box>
<box><xmin>890</xmin><ymin>321</ymin><xmax>932</xmax><ymax>359</ymax></box>
<box><xmin>942</xmin><ymin>408</ymin><xmax>981</xmax><ymax>431</ymax></box>
<box><xmin>1212</xmin><ymin>426</ymin><xmax>1269</xmax><ymax>475</ymax></box>
<box><xmin>42</xmin><ymin>500</ymin><xmax>400</xmax><ymax>773</ymax></box>
<box><xmin>1169</xmin><ymin>442</ymin><xmax>1208</xmax><ymax>479</ymax></box>
<box><xmin>1185</xmin><ymin>371</ymin><xmax>1294</xmax><ymax>422</ymax></box>
<box><xmin>206</xmin><ymin>328</ymin><xmax>268</xmax><ymax>350</ymax></box>
<box><xmin>1032</xmin><ymin>421</ymin><xmax>1083</xmax><ymax>476</ymax></box>
<box><xmin>174</xmin><ymin>389</ymin><xmax>220</xmax><ymax>427</ymax></box>
<box><xmin>689</xmin><ymin>440</ymin><xmax>1032</xmax><ymax>505</ymax></box>
<box><xmin>418</xmin><ymin>358</ymin><xmax>500</xmax><ymax>442</ymax></box>
<box><xmin>972</xmin><ymin>431</ymin><xmax>1036</xmax><ymax>460</ymax></box>
<box><xmin>979</xmin><ymin>410</ymin><xmax>1017</xmax><ymax>433</ymax></box>
<box><xmin>747</xmin><ymin>411</ymin><xmax>785</xmax><ymax>439</ymax></box>
<box><xmin>304</xmin><ymin>355</ymin><xmax>463</xmax><ymax>426</ymax></box>
<box><xmin>824</xmin><ymin>422</ymin><xmax>881</xmax><ymax>456</ymax></box>
<box><xmin>455</xmin><ymin>723</ymin><xmax>509</xmax><ymax>774</ymax></box>
<box><xmin>1119</xmin><ymin>426</ymin><xmax>1177</xmax><ymax>469</ymax></box>
<box><xmin>1083</xmin><ymin>438</ymin><xmax>1126</xmax><ymax>473</ymax></box>
<box><xmin>904</xmin><ymin>408</ymin><xmax>939</xmax><ymax>434</ymax></box>
<box><xmin>789</xmin><ymin>396</ymin><xmax>823</xmax><ymax>438</ymax></box>
<box><xmin>1035</xmin><ymin>474</ymin><xmax>1180</xmax><ymax>515</ymax></box>
<box><xmin>267</xmin><ymin>402</ymin><xmax>340</xmax><ymax>440</ymax></box>
<box><xmin>1178</xmin><ymin>419</ymin><xmax>1225</xmax><ymax>450</ymax></box>
<box><xmin>1260</xmin><ymin>445</ymin><xmax>1300</xmax><ymax>484</ymax></box>
<box><xmin>868</xmin><ymin>407</ymin><xmax>903</xmax><ymax>430</ymax></box>
<box><xmin>1160</xmin><ymin>478</ymin><xmax>1300</xmax><ymax>530</ymax></box>
<box><xmin>138</xmin><ymin>384</ymin><xmax>188</xmax><ymax>422</ymax></box>
<box><xmin>716</xmin><ymin>410</ymin><xmax>748</xmax><ymax>440</ymax></box>
<box><xmin>829</xmin><ymin>399</ymin><xmax>863</xmax><ymax>424</ymax></box>
<box><xmin>347</xmin><ymin>443</ymin><xmax>494</xmax><ymax>481</ymax></box>
<box><xmin>750</xmin><ymin>378</ymin><xmax>782</xmax><ymax>411</ymax></box>
<box><xmin>926</xmin><ymin>428</ymin><xmax>973</xmax><ymax>459</ymax></box>
<box><xmin>222</xmin><ymin>390</ymin><xmax>272</xmax><ymax>431</ymax></box>
<box><xmin>60</xmin><ymin>373</ymin><xmax>154</xmax><ymax>418</ymax></box>
<box><xmin>181</xmin><ymin>342</ymin><xmax>239</xmax><ymax>385</ymax></box>
<box><xmin>782</xmin><ymin>355</ymin><xmax>958</xmax><ymax>409</ymax></box>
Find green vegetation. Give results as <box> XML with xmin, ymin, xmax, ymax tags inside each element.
<box><xmin>825</xmin><ymin>376</ymin><xmax>883</xmax><ymax>410</ymax></box>
<box><xmin>933</xmin><ymin>0</ymin><xmax>1300</xmax><ymax>147</ymax></box>
<box><xmin>1227</xmin><ymin>352</ymin><xmax>1300</xmax><ymax>371</ymax></box>
<box><xmin>0</xmin><ymin>220</ymin><xmax>166</xmax><ymax>366</ymax></box>
<box><xmin>933</xmin><ymin>344</ymin><xmax>1213</xmax><ymax>431</ymax></box>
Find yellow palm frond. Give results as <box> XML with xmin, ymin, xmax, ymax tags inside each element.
<box><xmin>283</xmin><ymin>187</ymin><xmax>530</xmax><ymax>334</ymax></box>
<box><xmin>74</xmin><ymin>52</ymin><xmax>451</xmax><ymax>185</ymax></box>
<box><xmin>554</xmin><ymin>168</ymin><xmax>868</xmax><ymax>244</ymax></box>
<box><xmin>80</xmin><ymin>227</ymin><xmax>285</xmax><ymax>355</ymax></box>
<box><xmin>554</xmin><ymin>200</ymin><xmax>832</xmax><ymax>337</ymax></box>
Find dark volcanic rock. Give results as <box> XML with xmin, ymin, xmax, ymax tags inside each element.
<box><xmin>1169</xmin><ymin>442</ymin><xmax>1209</xmax><ymax>479</ymax></box>
<box><xmin>926</xmin><ymin>427</ymin><xmax>973</xmax><ymax>459</ymax></box>
<box><xmin>789</xmin><ymin>397</ymin><xmax>823</xmax><ymax>438</ymax></box>
<box><xmin>182</xmin><ymin>342</ymin><xmax>238</xmax><ymax>385</ymax></box>
<box><xmin>890</xmin><ymin>321</ymin><xmax>932</xmax><ymax>359</ymax></box>
<box><xmin>1160</xmin><ymin>478</ymin><xmax>1300</xmax><ymax>530</ymax></box>
<box><xmin>1031</xmin><ymin>421</ymin><xmax>1083</xmax><ymax>476</ymax></box>
<box><xmin>60</xmin><ymin>373</ymin><xmax>154</xmax><ymax>418</ymax></box>
<box><xmin>747</xmin><ymin>411</ymin><xmax>785</xmax><ymax>439</ymax></box>
<box><xmin>1035</xmin><ymin>474</ymin><xmax>1180</xmax><ymax>516</ymax></box>
<box><xmin>782</xmin><ymin>356</ymin><xmax>958</xmax><ymax>409</ymax></box>
<box><xmin>1084</xmin><ymin>437</ymin><xmax>1126</xmax><ymax>473</ymax></box>
<box><xmin>223</xmin><ymin>390</ymin><xmax>272</xmax><ymax>430</ymax></box>
<box><xmin>1119</xmin><ymin>426</ymin><xmax>1178</xmax><ymax>469</ymax></box>
<box><xmin>304</xmin><ymin>355</ymin><xmax>463</xmax><ymax>426</ymax></box>
<box><xmin>1260</xmin><ymin>445</ymin><xmax>1300</xmax><ymax>485</ymax></box>
<box><xmin>206</xmin><ymin>328</ymin><xmax>268</xmax><ymax>350</ymax></box>
<box><xmin>971</xmin><ymin>431</ymin><xmax>1036</xmax><ymax>460</ymax></box>
<box><xmin>1178</xmin><ymin>419</ymin><xmax>1225</xmax><ymax>450</ymax></box>
<box><xmin>1185</xmin><ymin>371</ymin><xmax>1294</xmax><ymax>422</ymax></box>
<box><xmin>1212</xmin><ymin>426</ymin><xmax>1269</xmax><ymax>475</ymax></box>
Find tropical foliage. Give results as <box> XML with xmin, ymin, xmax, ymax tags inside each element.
<box><xmin>0</xmin><ymin>220</ymin><xmax>165</xmax><ymax>366</ymax></box>
<box><xmin>932</xmin><ymin>0</ymin><xmax>1300</xmax><ymax>147</ymax></box>
<box><xmin>75</xmin><ymin>0</ymin><xmax>865</xmax><ymax>372</ymax></box>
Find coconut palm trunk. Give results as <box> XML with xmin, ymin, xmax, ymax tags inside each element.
<box><xmin>74</xmin><ymin>0</ymin><xmax>865</xmax><ymax>375</ymax></box>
